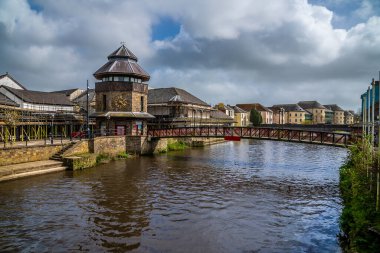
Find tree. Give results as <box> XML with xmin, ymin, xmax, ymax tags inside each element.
<box><xmin>250</xmin><ymin>109</ymin><xmax>262</xmax><ymax>125</ymax></box>
<box><xmin>3</xmin><ymin>108</ymin><xmax>20</xmax><ymax>127</ymax></box>
<box><xmin>1</xmin><ymin>108</ymin><xmax>20</xmax><ymax>144</ymax></box>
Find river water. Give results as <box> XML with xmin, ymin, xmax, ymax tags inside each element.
<box><xmin>0</xmin><ymin>140</ymin><xmax>348</xmax><ymax>252</ymax></box>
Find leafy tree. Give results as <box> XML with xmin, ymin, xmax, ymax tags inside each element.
<box><xmin>250</xmin><ymin>109</ymin><xmax>262</xmax><ymax>125</ymax></box>
<box><xmin>3</xmin><ymin>108</ymin><xmax>20</xmax><ymax>127</ymax></box>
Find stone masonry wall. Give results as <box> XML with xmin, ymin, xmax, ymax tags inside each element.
<box><xmin>0</xmin><ymin>145</ymin><xmax>63</xmax><ymax>166</ymax></box>
<box><xmin>63</xmin><ymin>140</ymin><xmax>90</xmax><ymax>157</ymax></box>
<box><xmin>91</xmin><ymin>136</ymin><xmax>126</xmax><ymax>155</ymax></box>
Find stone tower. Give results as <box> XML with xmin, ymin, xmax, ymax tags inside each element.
<box><xmin>93</xmin><ymin>44</ymin><xmax>154</xmax><ymax>136</ymax></box>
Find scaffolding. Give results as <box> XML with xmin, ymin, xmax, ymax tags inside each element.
<box><xmin>0</xmin><ymin>105</ymin><xmax>94</xmax><ymax>144</ymax></box>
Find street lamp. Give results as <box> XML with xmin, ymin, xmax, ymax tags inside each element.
<box><xmin>50</xmin><ymin>113</ymin><xmax>55</xmax><ymax>144</ymax></box>
<box><xmin>278</xmin><ymin>107</ymin><xmax>284</xmax><ymax>125</ymax></box>
<box><xmin>106</xmin><ymin>114</ymin><xmax>111</xmax><ymax>136</ymax></box>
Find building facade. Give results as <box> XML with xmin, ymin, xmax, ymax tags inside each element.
<box><xmin>298</xmin><ymin>101</ymin><xmax>326</xmax><ymax>124</ymax></box>
<box><xmin>148</xmin><ymin>88</ymin><xmax>234</xmax><ymax>127</ymax></box>
<box><xmin>344</xmin><ymin>111</ymin><xmax>354</xmax><ymax>125</ymax></box>
<box><xmin>0</xmin><ymin>73</ymin><xmax>82</xmax><ymax>142</ymax></box>
<box><xmin>92</xmin><ymin>44</ymin><xmax>154</xmax><ymax>136</ymax></box>
<box><xmin>236</xmin><ymin>103</ymin><xmax>273</xmax><ymax>124</ymax></box>
<box><xmin>323</xmin><ymin>104</ymin><xmax>345</xmax><ymax>125</ymax></box>
<box><xmin>271</xmin><ymin>104</ymin><xmax>306</xmax><ymax>124</ymax></box>
<box><xmin>232</xmin><ymin>106</ymin><xmax>248</xmax><ymax>126</ymax></box>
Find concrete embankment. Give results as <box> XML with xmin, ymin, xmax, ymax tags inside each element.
<box><xmin>0</xmin><ymin>160</ymin><xmax>66</xmax><ymax>182</ymax></box>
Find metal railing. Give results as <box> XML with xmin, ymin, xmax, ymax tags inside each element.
<box><xmin>147</xmin><ymin>126</ymin><xmax>357</xmax><ymax>147</ymax></box>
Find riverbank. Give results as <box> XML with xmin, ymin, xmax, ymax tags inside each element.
<box><xmin>339</xmin><ymin>138</ymin><xmax>380</xmax><ymax>252</ymax></box>
<box><xmin>0</xmin><ymin>137</ymin><xmax>225</xmax><ymax>182</ymax></box>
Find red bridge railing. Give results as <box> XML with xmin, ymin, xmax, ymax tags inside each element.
<box><xmin>147</xmin><ymin>126</ymin><xmax>357</xmax><ymax>147</ymax></box>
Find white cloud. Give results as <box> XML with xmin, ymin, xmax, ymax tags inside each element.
<box><xmin>353</xmin><ymin>0</ymin><xmax>374</xmax><ymax>20</ymax></box>
<box><xmin>0</xmin><ymin>0</ymin><xmax>379</xmax><ymax>110</ymax></box>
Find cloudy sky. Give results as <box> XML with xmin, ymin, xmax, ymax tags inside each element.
<box><xmin>1</xmin><ymin>0</ymin><xmax>380</xmax><ymax>111</ymax></box>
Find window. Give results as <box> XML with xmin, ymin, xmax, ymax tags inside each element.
<box><xmin>295</xmin><ymin>113</ymin><xmax>297</xmax><ymax>116</ymax></box>
<box><xmin>289</xmin><ymin>113</ymin><xmax>292</xmax><ymax>116</ymax></box>
<box><xmin>140</xmin><ymin>96</ymin><xmax>144</xmax><ymax>112</ymax></box>
<box><xmin>289</xmin><ymin>119</ymin><xmax>291</xmax><ymax>123</ymax></box>
<box><xmin>102</xmin><ymin>94</ymin><xmax>107</xmax><ymax>111</ymax></box>
<box><xmin>295</xmin><ymin>119</ymin><xmax>297</xmax><ymax>122</ymax></box>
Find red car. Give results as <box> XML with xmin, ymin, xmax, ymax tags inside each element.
<box><xmin>71</xmin><ymin>131</ymin><xmax>86</xmax><ymax>138</ymax></box>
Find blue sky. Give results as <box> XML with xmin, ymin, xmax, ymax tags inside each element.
<box><xmin>152</xmin><ymin>17</ymin><xmax>181</xmax><ymax>41</ymax></box>
<box><xmin>1</xmin><ymin>0</ymin><xmax>380</xmax><ymax>110</ymax></box>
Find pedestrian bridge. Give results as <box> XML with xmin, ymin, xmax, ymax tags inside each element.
<box><xmin>148</xmin><ymin>126</ymin><xmax>357</xmax><ymax>147</ymax></box>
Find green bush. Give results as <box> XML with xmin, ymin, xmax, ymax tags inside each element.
<box><xmin>117</xmin><ymin>152</ymin><xmax>130</xmax><ymax>159</ymax></box>
<box><xmin>167</xmin><ymin>141</ymin><xmax>187</xmax><ymax>151</ymax></box>
<box><xmin>339</xmin><ymin>137</ymin><xmax>380</xmax><ymax>252</ymax></box>
<box><xmin>249</xmin><ymin>109</ymin><xmax>262</xmax><ymax>125</ymax></box>
<box><xmin>96</xmin><ymin>153</ymin><xmax>110</xmax><ymax>163</ymax></box>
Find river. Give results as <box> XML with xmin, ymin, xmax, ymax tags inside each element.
<box><xmin>0</xmin><ymin>140</ymin><xmax>348</xmax><ymax>252</ymax></box>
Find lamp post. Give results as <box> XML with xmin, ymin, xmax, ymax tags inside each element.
<box><xmin>106</xmin><ymin>114</ymin><xmax>111</xmax><ymax>136</ymax></box>
<box><xmin>86</xmin><ymin>80</ymin><xmax>90</xmax><ymax>139</ymax></box>
<box><xmin>279</xmin><ymin>107</ymin><xmax>284</xmax><ymax>125</ymax></box>
<box><xmin>50</xmin><ymin>113</ymin><xmax>54</xmax><ymax>144</ymax></box>
<box><xmin>372</xmin><ymin>79</ymin><xmax>375</xmax><ymax>146</ymax></box>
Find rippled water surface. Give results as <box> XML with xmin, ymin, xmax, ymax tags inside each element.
<box><xmin>0</xmin><ymin>140</ymin><xmax>347</xmax><ymax>252</ymax></box>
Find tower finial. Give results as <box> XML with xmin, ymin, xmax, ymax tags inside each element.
<box><xmin>120</xmin><ymin>41</ymin><xmax>126</xmax><ymax>46</ymax></box>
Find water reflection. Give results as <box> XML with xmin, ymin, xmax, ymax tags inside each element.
<box><xmin>0</xmin><ymin>140</ymin><xmax>347</xmax><ymax>252</ymax></box>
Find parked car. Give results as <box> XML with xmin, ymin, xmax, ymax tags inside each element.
<box><xmin>71</xmin><ymin>131</ymin><xmax>86</xmax><ymax>138</ymax></box>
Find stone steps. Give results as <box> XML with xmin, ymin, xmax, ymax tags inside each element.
<box><xmin>0</xmin><ymin>160</ymin><xmax>67</xmax><ymax>182</ymax></box>
<box><xmin>50</xmin><ymin>142</ymin><xmax>76</xmax><ymax>161</ymax></box>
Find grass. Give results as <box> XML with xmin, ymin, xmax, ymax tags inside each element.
<box><xmin>117</xmin><ymin>152</ymin><xmax>130</xmax><ymax>159</ymax></box>
<box><xmin>167</xmin><ymin>141</ymin><xmax>188</xmax><ymax>151</ymax></box>
<box><xmin>96</xmin><ymin>153</ymin><xmax>111</xmax><ymax>164</ymax></box>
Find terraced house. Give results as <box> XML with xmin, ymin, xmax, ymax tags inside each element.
<box><xmin>298</xmin><ymin>101</ymin><xmax>326</xmax><ymax>124</ymax></box>
<box><xmin>344</xmin><ymin>110</ymin><xmax>354</xmax><ymax>125</ymax></box>
<box><xmin>271</xmin><ymin>104</ymin><xmax>307</xmax><ymax>124</ymax></box>
<box><xmin>232</xmin><ymin>106</ymin><xmax>248</xmax><ymax>126</ymax></box>
<box><xmin>236</xmin><ymin>103</ymin><xmax>273</xmax><ymax>124</ymax></box>
<box><xmin>323</xmin><ymin>104</ymin><xmax>345</xmax><ymax>125</ymax></box>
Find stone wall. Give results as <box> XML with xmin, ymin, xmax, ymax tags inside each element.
<box><xmin>63</xmin><ymin>154</ymin><xmax>97</xmax><ymax>171</ymax></box>
<box><xmin>63</xmin><ymin>140</ymin><xmax>90</xmax><ymax>157</ymax></box>
<box><xmin>146</xmin><ymin>137</ymin><xmax>225</xmax><ymax>154</ymax></box>
<box><xmin>0</xmin><ymin>145</ymin><xmax>64</xmax><ymax>166</ymax></box>
<box><xmin>57</xmin><ymin>136</ymin><xmax>226</xmax><ymax>160</ymax></box>
<box><xmin>91</xmin><ymin>136</ymin><xmax>126</xmax><ymax>155</ymax></box>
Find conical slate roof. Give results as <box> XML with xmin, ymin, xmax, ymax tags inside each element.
<box><xmin>93</xmin><ymin>45</ymin><xmax>150</xmax><ymax>81</ymax></box>
<box><xmin>107</xmin><ymin>45</ymin><xmax>138</xmax><ymax>61</ymax></box>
